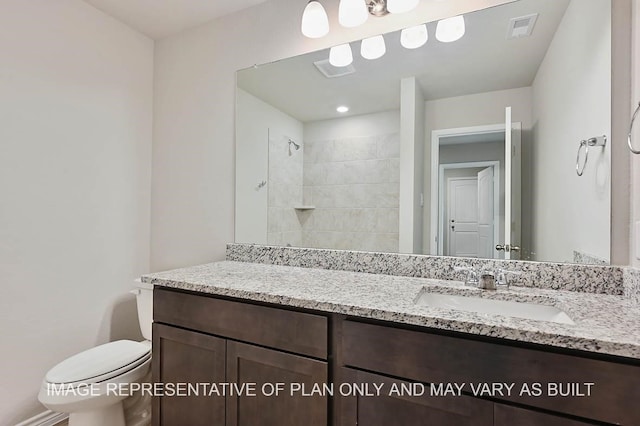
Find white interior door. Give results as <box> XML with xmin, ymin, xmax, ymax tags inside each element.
<box><xmin>447</xmin><ymin>178</ymin><xmax>478</xmax><ymax>257</ymax></box>
<box><xmin>477</xmin><ymin>167</ymin><xmax>494</xmax><ymax>259</ymax></box>
<box><xmin>503</xmin><ymin>107</ymin><xmax>522</xmax><ymax>260</ymax></box>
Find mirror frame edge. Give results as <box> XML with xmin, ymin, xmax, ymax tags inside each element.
<box><xmin>611</xmin><ymin>0</ymin><xmax>632</xmax><ymax>265</ymax></box>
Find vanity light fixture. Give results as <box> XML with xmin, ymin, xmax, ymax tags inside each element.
<box><xmin>339</xmin><ymin>0</ymin><xmax>369</xmax><ymax>28</ymax></box>
<box><xmin>301</xmin><ymin>1</ymin><xmax>330</xmax><ymax>38</ymax></box>
<box><xmin>435</xmin><ymin>15</ymin><xmax>466</xmax><ymax>42</ymax></box>
<box><xmin>336</xmin><ymin>105</ymin><xmax>350</xmax><ymax>113</ymax></box>
<box><xmin>302</xmin><ymin>0</ymin><xmax>391</xmax><ymax>38</ymax></box>
<box><xmin>367</xmin><ymin>0</ymin><xmax>389</xmax><ymax>16</ymax></box>
<box><xmin>400</xmin><ymin>24</ymin><xmax>428</xmax><ymax>49</ymax></box>
<box><xmin>329</xmin><ymin>43</ymin><xmax>354</xmax><ymax>67</ymax></box>
<box><xmin>360</xmin><ymin>35</ymin><xmax>386</xmax><ymax>59</ymax></box>
<box><xmin>387</xmin><ymin>0</ymin><xmax>419</xmax><ymax>14</ymax></box>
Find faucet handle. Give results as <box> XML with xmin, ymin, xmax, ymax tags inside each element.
<box><xmin>495</xmin><ymin>268</ymin><xmax>522</xmax><ymax>289</ymax></box>
<box><xmin>454</xmin><ymin>266</ymin><xmax>479</xmax><ymax>287</ymax></box>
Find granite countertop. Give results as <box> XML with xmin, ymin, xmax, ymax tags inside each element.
<box><xmin>142</xmin><ymin>261</ymin><xmax>640</xmax><ymax>359</ymax></box>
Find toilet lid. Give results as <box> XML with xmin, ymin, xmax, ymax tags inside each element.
<box><xmin>46</xmin><ymin>340</ymin><xmax>151</xmax><ymax>384</ymax></box>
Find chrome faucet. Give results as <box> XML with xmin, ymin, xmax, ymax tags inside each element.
<box><xmin>454</xmin><ymin>267</ymin><xmax>478</xmax><ymax>287</ymax></box>
<box><xmin>479</xmin><ymin>269</ymin><xmax>497</xmax><ymax>290</ymax></box>
<box><xmin>455</xmin><ymin>267</ymin><xmax>522</xmax><ymax>290</ymax></box>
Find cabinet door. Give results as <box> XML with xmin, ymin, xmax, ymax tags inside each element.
<box><xmin>226</xmin><ymin>341</ymin><xmax>327</xmax><ymax>426</ymax></box>
<box><xmin>495</xmin><ymin>404</ymin><xmax>593</xmax><ymax>426</ymax></box>
<box><xmin>338</xmin><ymin>368</ymin><xmax>493</xmax><ymax>426</ymax></box>
<box><xmin>152</xmin><ymin>323</ymin><xmax>226</xmax><ymax>426</ymax></box>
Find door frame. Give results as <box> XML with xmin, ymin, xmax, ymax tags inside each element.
<box><xmin>430</xmin><ymin>123</ymin><xmax>507</xmax><ymax>255</ymax></box>
<box><xmin>438</xmin><ymin>161</ymin><xmax>500</xmax><ymax>256</ymax></box>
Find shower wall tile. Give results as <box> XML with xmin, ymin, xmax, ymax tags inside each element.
<box><xmin>332</xmin><ymin>137</ymin><xmax>378</xmax><ymax>162</ymax></box>
<box><xmin>267</xmin><ymin>207</ymin><xmax>281</xmax><ymax>232</ymax></box>
<box><xmin>376</xmin><ymin>208</ymin><xmax>399</xmax><ymax>233</ymax></box>
<box><xmin>377</xmin><ymin>133</ymin><xmax>401</xmax><ymax>158</ymax></box>
<box><xmin>303</xmin><ymin>187</ymin><xmax>313</xmax><ymax>205</ymax></box>
<box><xmin>303</xmin><ymin>132</ymin><xmax>400</xmax><ymax>253</ymax></box>
<box><xmin>267</xmin><ymin>134</ymin><xmax>304</xmax><ymax>246</ymax></box>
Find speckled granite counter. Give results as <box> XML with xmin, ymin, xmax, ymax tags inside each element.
<box><xmin>142</xmin><ymin>261</ymin><xmax>640</xmax><ymax>359</ymax></box>
<box><xmin>226</xmin><ymin>244</ymin><xmax>625</xmax><ymax>295</ymax></box>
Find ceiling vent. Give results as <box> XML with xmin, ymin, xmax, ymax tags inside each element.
<box><xmin>507</xmin><ymin>13</ymin><xmax>538</xmax><ymax>39</ymax></box>
<box><xmin>313</xmin><ymin>59</ymin><xmax>356</xmax><ymax>78</ymax></box>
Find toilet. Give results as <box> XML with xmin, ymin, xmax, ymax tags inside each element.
<box><xmin>38</xmin><ymin>281</ymin><xmax>153</xmax><ymax>426</ymax></box>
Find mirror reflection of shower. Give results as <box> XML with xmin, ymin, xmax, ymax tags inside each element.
<box><xmin>268</xmin><ymin>130</ymin><xmax>304</xmax><ymax>247</ymax></box>
<box><xmin>288</xmin><ymin>138</ymin><xmax>301</xmax><ymax>156</ymax></box>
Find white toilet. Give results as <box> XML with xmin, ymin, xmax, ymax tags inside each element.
<box><xmin>38</xmin><ymin>281</ymin><xmax>153</xmax><ymax>426</ymax></box>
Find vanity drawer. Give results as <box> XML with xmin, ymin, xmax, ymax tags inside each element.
<box><xmin>341</xmin><ymin>320</ymin><xmax>640</xmax><ymax>425</ymax></box>
<box><xmin>154</xmin><ymin>288</ymin><xmax>327</xmax><ymax>359</ymax></box>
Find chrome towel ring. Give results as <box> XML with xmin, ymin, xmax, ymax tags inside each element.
<box><xmin>628</xmin><ymin>102</ymin><xmax>640</xmax><ymax>154</ymax></box>
<box><xmin>576</xmin><ymin>135</ymin><xmax>607</xmax><ymax>177</ymax></box>
<box><xmin>576</xmin><ymin>140</ymin><xmax>588</xmax><ymax>176</ymax></box>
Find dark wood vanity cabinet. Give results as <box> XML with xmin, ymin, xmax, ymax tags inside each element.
<box><xmin>152</xmin><ymin>288</ymin><xmax>328</xmax><ymax>426</ymax></box>
<box><xmin>226</xmin><ymin>341</ymin><xmax>327</xmax><ymax>426</ymax></box>
<box><xmin>341</xmin><ymin>320</ymin><xmax>640</xmax><ymax>426</ymax></box>
<box><xmin>338</xmin><ymin>368</ymin><xmax>493</xmax><ymax>426</ymax></box>
<box><xmin>493</xmin><ymin>404</ymin><xmax>594</xmax><ymax>426</ymax></box>
<box><xmin>152</xmin><ymin>323</ymin><xmax>226</xmax><ymax>425</ymax></box>
<box><xmin>152</xmin><ymin>288</ymin><xmax>640</xmax><ymax>426</ymax></box>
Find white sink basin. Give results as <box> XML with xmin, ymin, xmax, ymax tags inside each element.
<box><xmin>415</xmin><ymin>291</ymin><xmax>574</xmax><ymax>325</ymax></box>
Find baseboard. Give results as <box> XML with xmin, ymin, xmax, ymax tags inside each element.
<box><xmin>14</xmin><ymin>410</ymin><xmax>68</xmax><ymax>426</ymax></box>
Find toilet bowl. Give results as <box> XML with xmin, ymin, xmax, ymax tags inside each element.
<box><xmin>38</xmin><ymin>281</ymin><xmax>153</xmax><ymax>426</ymax></box>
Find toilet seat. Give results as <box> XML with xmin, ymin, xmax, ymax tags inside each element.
<box><xmin>45</xmin><ymin>340</ymin><xmax>151</xmax><ymax>385</ymax></box>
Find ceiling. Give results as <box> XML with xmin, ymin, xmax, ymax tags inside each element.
<box><xmin>82</xmin><ymin>0</ymin><xmax>268</xmax><ymax>39</ymax></box>
<box><xmin>237</xmin><ymin>0</ymin><xmax>571</xmax><ymax>123</ymax></box>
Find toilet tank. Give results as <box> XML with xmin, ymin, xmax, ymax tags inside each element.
<box><xmin>132</xmin><ymin>280</ymin><xmax>153</xmax><ymax>341</ymax></box>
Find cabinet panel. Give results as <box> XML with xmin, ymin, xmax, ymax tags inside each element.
<box><xmin>155</xmin><ymin>288</ymin><xmax>327</xmax><ymax>358</ymax></box>
<box><xmin>338</xmin><ymin>368</ymin><xmax>493</xmax><ymax>426</ymax></box>
<box><xmin>341</xmin><ymin>320</ymin><xmax>640</xmax><ymax>425</ymax></box>
<box><xmin>152</xmin><ymin>323</ymin><xmax>226</xmax><ymax>426</ymax></box>
<box><xmin>494</xmin><ymin>404</ymin><xmax>592</xmax><ymax>426</ymax></box>
<box><xmin>226</xmin><ymin>341</ymin><xmax>327</xmax><ymax>426</ymax></box>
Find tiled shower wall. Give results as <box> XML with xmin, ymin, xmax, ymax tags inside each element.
<box><xmin>267</xmin><ymin>133</ymin><xmax>303</xmax><ymax>247</ymax></box>
<box><xmin>301</xmin><ymin>132</ymin><xmax>400</xmax><ymax>252</ymax></box>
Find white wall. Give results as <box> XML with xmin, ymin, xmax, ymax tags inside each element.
<box><xmin>0</xmin><ymin>0</ymin><xmax>153</xmax><ymax>423</ymax></box>
<box><xmin>531</xmin><ymin>0</ymin><xmax>611</xmax><ymax>263</ymax></box>
<box><xmin>151</xmin><ymin>0</ymin><xmax>514</xmax><ymax>271</ymax></box>
<box><xmin>399</xmin><ymin>77</ymin><xmax>425</xmax><ymax>254</ymax></box>
<box><xmin>414</xmin><ymin>85</ymin><xmax>426</xmax><ymax>254</ymax></box>
<box><xmin>423</xmin><ymin>87</ymin><xmax>533</xmax><ymax>254</ymax></box>
<box><xmin>631</xmin><ymin>0</ymin><xmax>640</xmax><ymax>266</ymax></box>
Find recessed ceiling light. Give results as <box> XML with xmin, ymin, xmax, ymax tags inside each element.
<box><xmin>337</xmin><ymin>106</ymin><xmax>349</xmax><ymax>113</ymax></box>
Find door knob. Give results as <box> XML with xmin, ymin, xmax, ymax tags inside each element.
<box><xmin>510</xmin><ymin>245</ymin><xmax>521</xmax><ymax>252</ymax></box>
<box><xmin>495</xmin><ymin>245</ymin><xmax>505</xmax><ymax>251</ymax></box>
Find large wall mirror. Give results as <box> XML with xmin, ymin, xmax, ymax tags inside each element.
<box><xmin>235</xmin><ymin>0</ymin><xmax>615</xmax><ymax>265</ymax></box>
